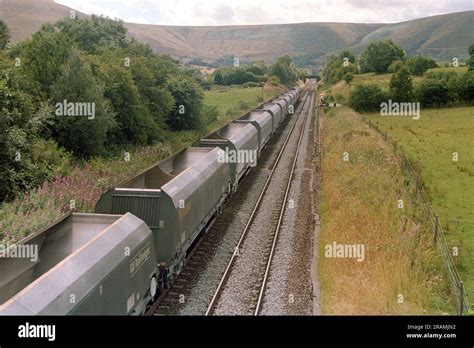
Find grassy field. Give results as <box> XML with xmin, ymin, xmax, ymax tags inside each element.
<box><xmin>318</xmin><ymin>107</ymin><xmax>454</xmax><ymax>314</ymax></box>
<box><xmin>365</xmin><ymin>106</ymin><xmax>474</xmax><ymax>295</ymax></box>
<box><xmin>203</xmin><ymin>84</ymin><xmax>285</xmax><ymax>133</ymax></box>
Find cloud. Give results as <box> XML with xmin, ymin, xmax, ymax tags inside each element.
<box><xmin>55</xmin><ymin>0</ymin><xmax>474</xmax><ymax>25</ymax></box>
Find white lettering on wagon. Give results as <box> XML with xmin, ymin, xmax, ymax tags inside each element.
<box><xmin>129</xmin><ymin>244</ymin><xmax>151</xmax><ymax>276</ymax></box>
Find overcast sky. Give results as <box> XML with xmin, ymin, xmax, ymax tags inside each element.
<box><xmin>55</xmin><ymin>0</ymin><xmax>474</xmax><ymax>26</ymax></box>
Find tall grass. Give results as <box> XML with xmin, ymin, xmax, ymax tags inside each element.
<box><xmin>318</xmin><ymin>107</ymin><xmax>454</xmax><ymax>314</ymax></box>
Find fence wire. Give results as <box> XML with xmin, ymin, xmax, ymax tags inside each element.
<box><xmin>365</xmin><ymin>118</ymin><xmax>470</xmax><ymax>315</ymax></box>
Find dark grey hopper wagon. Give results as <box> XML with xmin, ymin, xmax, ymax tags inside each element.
<box><xmin>197</xmin><ymin>122</ymin><xmax>259</xmax><ymax>186</ymax></box>
<box><xmin>256</xmin><ymin>101</ymin><xmax>283</xmax><ymax>132</ymax></box>
<box><xmin>235</xmin><ymin>110</ymin><xmax>273</xmax><ymax>153</ymax></box>
<box><xmin>0</xmin><ymin>213</ymin><xmax>156</xmax><ymax>315</ymax></box>
<box><xmin>95</xmin><ymin>147</ymin><xmax>232</xmax><ymax>283</ymax></box>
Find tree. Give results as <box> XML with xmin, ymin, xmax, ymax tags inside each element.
<box><xmin>360</xmin><ymin>40</ymin><xmax>405</xmax><ymax>73</ymax></box>
<box><xmin>349</xmin><ymin>84</ymin><xmax>387</xmax><ymax>112</ymax></box>
<box><xmin>56</xmin><ymin>15</ymin><xmax>127</xmax><ymax>53</ymax></box>
<box><xmin>91</xmin><ymin>60</ymin><xmax>160</xmax><ymax>145</ymax></box>
<box><xmin>339</xmin><ymin>50</ymin><xmax>356</xmax><ymax>64</ymax></box>
<box><xmin>0</xmin><ymin>20</ymin><xmax>9</xmax><ymax>50</ymax></box>
<box><xmin>407</xmin><ymin>56</ymin><xmax>438</xmax><ymax>76</ymax></box>
<box><xmin>50</xmin><ymin>50</ymin><xmax>116</xmax><ymax>156</ymax></box>
<box><xmin>389</xmin><ymin>67</ymin><xmax>414</xmax><ymax>102</ymax></box>
<box><xmin>166</xmin><ymin>75</ymin><xmax>204</xmax><ymax>131</ymax></box>
<box><xmin>214</xmin><ymin>70</ymin><xmax>224</xmax><ymax>85</ymax></box>
<box><xmin>467</xmin><ymin>44</ymin><xmax>474</xmax><ymax>71</ymax></box>
<box><xmin>18</xmin><ymin>24</ymin><xmax>72</xmax><ymax>94</ymax></box>
<box><xmin>271</xmin><ymin>55</ymin><xmax>298</xmax><ymax>85</ymax></box>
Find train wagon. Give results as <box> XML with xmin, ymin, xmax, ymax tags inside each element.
<box><xmin>235</xmin><ymin>109</ymin><xmax>273</xmax><ymax>153</ymax></box>
<box><xmin>95</xmin><ymin>147</ymin><xmax>232</xmax><ymax>285</ymax></box>
<box><xmin>0</xmin><ymin>213</ymin><xmax>156</xmax><ymax>315</ymax></box>
<box><xmin>256</xmin><ymin>101</ymin><xmax>283</xmax><ymax>132</ymax></box>
<box><xmin>273</xmin><ymin>96</ymin><xmax>289</xmax><ymax>119</ymax></box>
<box><xmin>198</xmin><ymin>122</ymin><xmax>259</xmax><ymax>186</ymax></box>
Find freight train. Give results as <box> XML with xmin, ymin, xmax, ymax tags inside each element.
<box><xmin>0</xmin><ymin>86</ymin><xmax>302</xmax><ymax>315</ymax></box>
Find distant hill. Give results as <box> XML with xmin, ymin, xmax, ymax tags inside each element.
<box><xmin>1</xmin><ymin>0</ymin><xmax>473</xmax><ymax>66</ymax></box>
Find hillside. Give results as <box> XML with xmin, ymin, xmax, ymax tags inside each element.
<box><xmin>0</xmin><ymin>0</ymin><xmax>473</xmax><ymax>65</ymax></box>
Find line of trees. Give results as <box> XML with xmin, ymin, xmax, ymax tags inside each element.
<box><xmin>212</xmin><ymin>55</ymin><xmax>304</xmax><ymax>86</ymax></box>
<box><xmin>321</xmin><ymin>39</ymin><xmax>474</xmax><ymax>112</ymax></box>
<box><xmin>0</xmin><ymin>16</ymin><xmax>206</xmax><ymax>200</ymax></box>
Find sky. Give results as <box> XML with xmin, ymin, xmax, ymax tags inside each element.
<box><xmin>55</xmin><ymin>0</ymin><xmax>474</xmax><ymax>26</ymax></box>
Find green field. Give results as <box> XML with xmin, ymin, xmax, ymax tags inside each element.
<box><xmin>366</xmin><ymin>106</ymin><xmax>474</xmax><ymax>295</ymax></box>
<box><xmin>203</xmin><ymin>85</ymin><xmax>285</xmax><ymax>133</ymax></box>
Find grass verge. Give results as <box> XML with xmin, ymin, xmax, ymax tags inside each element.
<box><xmin>318</xmin><ymin>107</ymin><xmax>454</xmax><ymax>314</ymax></box>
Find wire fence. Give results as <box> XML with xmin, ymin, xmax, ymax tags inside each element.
<box><xmin>364</xmin><ymin>117</ymin><xmax>471</xmax><ymax>315</ymax></box>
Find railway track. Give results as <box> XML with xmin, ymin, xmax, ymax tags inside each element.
<box><xmin>206</xmin><ymin>81</ymin><xmax>315</xmax><ymax>316</ymax></box>
<box><xmin>146</xmin><ymin>81</ymin><xmax>314</xmax><ymax>316</ymax></box>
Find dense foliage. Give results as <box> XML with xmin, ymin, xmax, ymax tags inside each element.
<box><xmin>212</xmin><ymin>56</ymin><xmax>301</xmax><ymax>87</ymax></box>
<box><xmin>0</xmin><ymin>16</ymin><xmax>205</xmax><ymax>200</ymax></box>
<box><xmin>360</xmin><ymin>40</ymin><xmax>405</xmax><ymax>73</ymax></box>
<box><xmin>321</xmin><ymin>40</ymin><xmax>474</xmax><ymax>112</ymax></box>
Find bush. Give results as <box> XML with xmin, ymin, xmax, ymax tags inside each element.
<box><xmin>407</xmin><ymin>56</ymin><xmax>438</xmax><ymax>76</ymax></box>
<box><xmin>349</xmin><ymin>83</ymin><xmax>387</xmax><ymax>112</ymax></box>
<box><xmin>238</xmin><ymin>100</ymin><xmax>249</xmax><ymax>110</ymax></box>
<box><xmin>267</xmin><ymin>76</ymin><xmax>281</xmax><ymax>86</ymax></box>
<box><xmin>415</xmin><ymin>79</ymin><xmax>450</xmax><ymax>107</ymax></box>
<box><xmin>343</xmin><ymin>72</ymin><xmax>354</xmax><ymax>83</ymax></box>
<box><xmin>201</xmin><ymin>104</ymin><xmax>219</xmax><ymax>125</ymax></box>
<box><xmin>455</xmin><ymin>71</ymin><xmax>474</xmax><ymax>103</ymax></box>
<box><xmin>388</xmin><ymin>60</ymin><xmax>405</xmax><ymax>73</ymax></box>
<box><xmin>389</xmin><ymin>67</ymin><xmax>414</xmax><ymax>102</ymax></box>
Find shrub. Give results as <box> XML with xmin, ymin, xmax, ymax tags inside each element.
<box><xmin>343</xmin><ymin>72</ymin><xmax>354</xmax><ymax>83</ymax></box>
<box><xmin>238</xmin><ymin>99</ymin><xmax>249</xmax><ymax>110</ymax></box>
<box><xmin>267</xmin><ymin>76</ymin><xmax>281</xmax><ymax>86</ymax></box>
<box><xmin>407</xmin><ymin>56</ymin><xmax>438</xmax><ymax>76</ymax></box>
<box><xmin>389</xmin><ymin>67</ymin><xmax>414</xmax><ymax>102</ymax></box>
<box><xmin>388</xmin><ymin>60</ymin><xmax>405</xmax><ymax>73</ymax></box>
<box><xmin>201</xmin><ymin>104</ymin><xmax>219</xmax><ymax>125</ymax></box>
<box><xmin>415</xmin><ymin>79</ymin><xmax>450</xmax><ymax>107</ymax></box>
<box><xmin>349</xmin><ymin>83</ymin><xmax>387</xmax><ymax>112</ymax></box>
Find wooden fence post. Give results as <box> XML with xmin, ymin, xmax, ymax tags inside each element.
<box><xmin>460</xmin><ymin>281</ymin><xmax>465</xmax><ymax>315</ymax></box>
<box><xmin>434</xmin><ymin>215</ymin><xmax>439</xmax><ymax>244</ymax></box>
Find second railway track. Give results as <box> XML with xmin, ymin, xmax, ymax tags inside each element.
<box><xmin>147</xmin><ymin>80</ymin><xmax>315</xmax><ymax>316</ymax></box>
<box><xmin>206</xmin><ymin>81</ymin><xmax>316</xmax><ymax>315</ymax></box>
